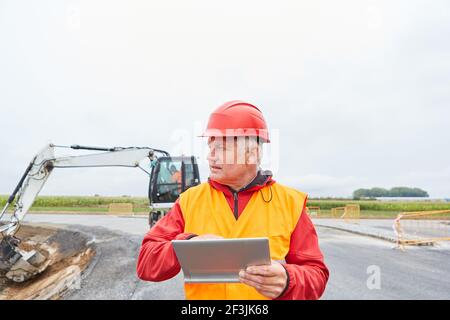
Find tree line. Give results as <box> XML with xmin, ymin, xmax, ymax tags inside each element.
<box><xmin>353</xmin><ymin>187</ymin><xmax>429</xmax><ymax>199</ymax></box>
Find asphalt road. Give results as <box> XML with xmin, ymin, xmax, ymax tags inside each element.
<box><xmin>319</xmin><ymin>226</ymin><xmax>450</xmax><ymax>299</ymax></box>
<box><xmin>13</xmin><ymin>214</ymin><xmax>450</xmax><ymax>300</ymax></box>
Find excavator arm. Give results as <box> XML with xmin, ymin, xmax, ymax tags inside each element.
<box><xmin>0</xmin><ymin>143</ymin><xmax>168</xmax><ymax>282</ymax></box>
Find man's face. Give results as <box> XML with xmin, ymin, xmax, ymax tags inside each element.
<box><xmin>207</xmin><ymin>137</ymin><xmax>257</xmax><ymax>184</ymax></box>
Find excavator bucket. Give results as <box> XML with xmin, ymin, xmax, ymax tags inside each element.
<box><xmin>0</xmin><ymin>236</ymin><xmax>50</xmax><ymax>283</ymax></box>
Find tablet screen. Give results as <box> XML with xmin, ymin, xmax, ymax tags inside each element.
<box><xmin>172</xmin><ymin>237</ymin><xmax>271</xmax><ymax>283</ymax></box>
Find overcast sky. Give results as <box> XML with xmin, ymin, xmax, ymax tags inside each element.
<box><xmin>0</xmin><ymin>0</ymin><xmax>449</xmax><ymax>198</ymax></box>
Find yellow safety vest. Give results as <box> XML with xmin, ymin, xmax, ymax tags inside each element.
<box><xmin>178</xmin><ymin>182</ymin><xmax>307</xmax><ymax>300</ymax></box>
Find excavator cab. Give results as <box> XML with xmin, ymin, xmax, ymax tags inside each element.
<box><xmin>148</xmin><ymin>156</ymin><xmax>200</xmax><ymax>226</ymax></box>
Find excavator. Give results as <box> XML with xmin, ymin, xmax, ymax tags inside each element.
<box><xmin>0</xmin><ymin>143</ymin><xmax>200</xmax><ymax>283</ymax></box>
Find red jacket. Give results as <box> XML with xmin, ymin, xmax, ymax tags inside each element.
<box><xmin>137</xmin><ymin>174</ymin><xmax>329</xmax><ymax>300</ymax></box>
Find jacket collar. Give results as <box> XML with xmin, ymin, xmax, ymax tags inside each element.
<box><xmin>208</xmin><ymin>170</ymin><xmax>275</xmax><ymax>195</ymax></box>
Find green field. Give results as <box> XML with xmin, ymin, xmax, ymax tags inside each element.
<box><xmin>306</xmin><ymin>199</ymin><xmax>450</xmax><ymax>212</ymax></box>
<box><xmin>306</xmin><ymin>199</ymin><xmax>450</xmax><ymax>219</ymax></box>
<box><xmin>1</xmin><ymin>195</ymin><xmax>449</xmax><ymax>218</ymax></box>
<box><xmin>0</xmin><ymin>195</ymin><xmax>150</xmax><ymax>214</ymax></box>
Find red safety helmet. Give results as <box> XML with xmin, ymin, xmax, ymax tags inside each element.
<box><xmin>200</xmin><ymin>100</ymin><xmax>270</xmax><ymax>143</ymax></box>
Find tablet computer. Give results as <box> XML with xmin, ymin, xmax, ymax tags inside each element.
<box><xmin>172</xmin><ymin>237</ymin><xmax>271</xmax><ymax>283</ymax></box>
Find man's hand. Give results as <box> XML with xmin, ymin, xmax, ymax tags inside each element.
<box><xmin>239</xmin><ymin>260</ymin><xmax>288</xmax><ymax>299</ymax></box>
<box><xmin>190</xmin><ymin>234</ymin><xmax>224</xmax><ymax>240</ymax></box>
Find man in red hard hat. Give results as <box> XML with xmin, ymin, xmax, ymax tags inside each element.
<box><xmin>137</xmin><ymin>101</ymin><xmax>329</xmax><ymax>300</ymax></box>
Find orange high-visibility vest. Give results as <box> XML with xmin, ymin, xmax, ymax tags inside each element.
<box><xmin>178</xmin><ymin>182</ymin><xmax>307</xmax><ymax>300</ymax></box>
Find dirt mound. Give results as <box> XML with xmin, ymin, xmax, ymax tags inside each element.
<box><xmin>0</xmin><ymin>225</ymin><xmax>96</xmax><ymax>300</ymax></box>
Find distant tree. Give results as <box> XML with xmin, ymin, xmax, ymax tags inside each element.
<box><xmin>353</xmin><ymin>188</ymin><xmax>368</xmax><ymax>199</ymax></box>
<box><xmin>412</xmin><ymin>188</ymin><xmax>429</xmax><ymax>197</ymax></box>
<box><xmin>370</xmin><ymin>187</ymin><xmax>389</xmax><ymax>197</ymax></box>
